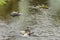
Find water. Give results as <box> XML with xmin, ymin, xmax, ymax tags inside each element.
<box><xmin>0</xmin><ymin>8</ymin><xmax>60</xmax><ymax>40</ymax></box>
<box><xmin>0</xmin><ymin>0</ymin><xmax>60</xmax><ymax>40</ymax></box>
<box><xmin>49</xmin><ymin>0</ymin><xmax>60</xmax><ymax>16</ymax></box>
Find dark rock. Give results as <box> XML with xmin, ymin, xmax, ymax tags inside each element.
<box><xmin>10</xmin><ymin>12</ymin><xmax>20</xmax><ymax>17</ymax></box>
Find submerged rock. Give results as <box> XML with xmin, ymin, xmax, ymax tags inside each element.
<box><xmin>10</xmin><ymin>11</ymin><xmax>23</xmax><ymax>17</ymax></box>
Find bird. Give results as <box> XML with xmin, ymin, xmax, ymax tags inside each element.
<box><xmin>20</xmin><ymin>27</ymin><xmax>33</xmax><ymax>37</ymax></box>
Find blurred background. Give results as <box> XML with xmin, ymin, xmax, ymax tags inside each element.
<box><xmin>0</xmin><ymin>0</ymin><xmax>60</xmax><ymax>40</ymax></box>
